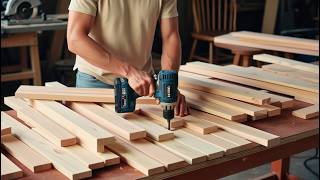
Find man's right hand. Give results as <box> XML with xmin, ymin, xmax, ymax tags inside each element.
<box><xmin>126</xmin><ymin>66</ymin><xmax>155</xmax><ymax>97</ymax></box>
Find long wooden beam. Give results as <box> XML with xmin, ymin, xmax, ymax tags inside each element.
<box><xmin>1</xmin><ymin>153</ymin><xmax>23</xmax><ymax>180</ymax></box>
<box><xmin>1</xmin><ymin>112</ymin><xmax>92</xmax><ymax>179</ymax></box>
<box><xmin>4</xmin><ymin>97</ymin><xmax>77</xmax><ymax>147</ymax></box>
<box><xmin>1</xmin><ymin>134</ymin><xmax>52</xmax><ymax>173</ymax></box>
<box><xmin>292</xmin><ymin>104</ymin><xmax>319</xmax><ymax>119</ymax></box>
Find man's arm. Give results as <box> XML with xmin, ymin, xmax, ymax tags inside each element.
<box><xmin>160</xmin><ymin>17</ymin><xmax>188</xmax><ymax>116</ymax></box>
<box><xmin>67</xmin><ymin>11</ymin><xmax>154</xmax><ymax>96</ymax></box>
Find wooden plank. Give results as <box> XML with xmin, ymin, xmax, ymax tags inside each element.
<box><xmin>254</xmin><ymin>54</ymin><xmax>319</xmax><ymax>74</ymax></box>
<box><xmin>214</xmin><ymin>33</ymin><xmax>318</xmax><ymax>56</ymax></box>
<box><xmin>1</xmin><ymin>112</ymin><xmax>92</xmax><ymax>179</ymax></box>
<box><xmin>258</xmin><ymin>90</ymin><xmax>294</xmax><ymax>109</ymax></box>
<box><xmin>181</xmin><ymin>88</ymin><xmax>267</xmax><ymax>116</ymax></box>
<box><xmin>292</xmin><ymin>104</ymin><xmax>319</xmax><ymax>119</ymax></box>
<box><xmin>187</xmin><ymin>97</ymin><xmax>247</xmax><ymax>122</ymax></box>
<box><xmin>261</xmin><ymin>64</ymin><xmax>318</xmax><ymax>83</ymax></box>
<box><xmin>1</xmin><ymin>153</ymin><xmax>23</xmax><ymax>180</ymax></box>
<box><xmin>173</xmin><ymin>130</ymin><xmax>225</xmax><ymax>159</ymax></box>
<box><xmin>137</xmin><ymin>104</ymin><xmax>217</xmax><ymax>134</ymax></box>
<box><xmin>210</xmin><ymin>130</ymin><xmax>255</xmax><ymax>148</ymax></box>
<box><xmin>70</xmin><ymin>102</ymin><xmax>146</xmax><ymax>141</ymax></box>
<box><xmin>1</xmin><ymin>71</ymin><xmax>34</xmax><ymax>82</ymax></box>
<box><xmin>30</xmin><ymin>100</ymin><xmax>115</xmax><ymax>152</ymax></box>
<box><xmin>258</xmin><ymin>104</ymin><xmax>281</xmax><ymax>117</ymax></box>
<box><xmin>150</xmin><ymin>138</ymin><xmax>207</xmax><ymax>165</ymax></box>
<box><xmin>115</xmin><ymin>136</ymin><xmax>187</xmax><ymax>171</ymax></box>
<box><xmin>233</xmin><ymin>31</ymin><xmax>319</xmax><ymax>52</ymax></box>
<box><xmin>96</xmin><ymin>150</ymin><xmax>120</xmax><ymax>166</ymax></box>
<box><xmin>137</xmin><ymin>105</ymin><xmax>185</xmax><ymax>129</ymax></box>
<box><xmin>15</xmin><ymin>85</ymin><xmax>156</xmax><ymax>104</ymax></box>
<box><xmin>182</xmin><ymin>128</ymin><xmax>244</xmax><ymax>154</ymax></box>
<box><xmin>1</xmin><ymin>135</ymin><xmax>52</xmax><ymax>173</ymax></box>
<box><xmin>1</xmin><ymin>123</ymin><xmax>11</xmax><ymax>136</ymax></box>
<box><xmin>181</xmin><ymin>64</ymin><xmax>318</xmax><ymax>103</ymax></box>
<box><xmin>261</xmin><ymin>0</ymin><xmax>279</xmax><ymax>34</ymax></box>
<box><xmin>4</xmin><ymin>97</ymin><xmax>77</xmax><ymax>147</ymax></box>
<box><xmin>106</xmin><ymin>139</ymin><xmax>165</xmax><ymax>176</ymax></box>
<box><xmin>179</xmin><ymin>75</ymin><xmax>271</xmax><ymax>105</ymax></box>
<box><xmin>189</xmin><ymin>109</ymin><xmax>280</xmax><ymax>147</ymax></box>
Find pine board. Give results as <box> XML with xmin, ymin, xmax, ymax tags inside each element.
<box><xmin>1</xmin><ymin>153</ymin><xmax>23</xmax><ymax>180</ymax></box>
<box><xmin>292</xmin><ymin>104</ymin><xmax>319</xmax><ymax>119</ymax></box>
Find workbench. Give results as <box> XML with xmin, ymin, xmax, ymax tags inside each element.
<box><xmin>3</xmin><ymin>101</ymin><xmax>319</xmax><ymax>180</ymax></box>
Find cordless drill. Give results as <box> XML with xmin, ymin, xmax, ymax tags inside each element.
<box><xmin>114</xmin><ymin>70</ymin><xmax>178</xmax><ymax>130</ymax></box>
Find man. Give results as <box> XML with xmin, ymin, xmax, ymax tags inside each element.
<box><xmin>67</xmin><ymin>0</ymin><xmax>188</xmax><ymax>116</ymax></box>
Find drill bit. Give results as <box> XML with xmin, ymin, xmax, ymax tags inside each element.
<box><xmin>167</xmin><ymin>119</ymin><xmax>171</xmax><ymax>130</ymax></box>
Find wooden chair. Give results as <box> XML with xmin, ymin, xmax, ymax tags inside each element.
<box><xmin>189</xmin><ymin>0</ymin><xmax>264</xmax><ymax>65</ymax></box>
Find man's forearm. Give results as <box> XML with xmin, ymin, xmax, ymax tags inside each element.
<box><xmin>161</xmin><ymin>32</ymin><xmax>181</xmax><ymax>71</ymax></box>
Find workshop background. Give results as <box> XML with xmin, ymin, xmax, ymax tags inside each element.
<box><xmin>1</xmin><ymin>0</ymin><xmax>319</xmax><ymax>180</ymax></box>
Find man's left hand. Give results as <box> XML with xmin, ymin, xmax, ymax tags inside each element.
<box><xmin>175</xmin><ymin>91</ymin><xmax>189</xmax><ymax>117</ymax></box>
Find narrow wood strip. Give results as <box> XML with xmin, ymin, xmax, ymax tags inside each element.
<box><xmin>210</xmin><ymin>130</ymin><xmax>254</xmax><ymax>148</ymax></box>
<box><xmin>292</xmin><ymin>104</ymin><xmax>319</xmax><ymax>119</ymax></box>
<box><xmin>30</xmin><ymin>100</ymin><xmax>115</xmax><ymax>152</ymax></box>
<box><xmin>258</xmin><ymin>104</ymin><xmax>281</xmax><ymax>117</ymax></box>
<box><xmin>4</xmin><ymin>97</ymin><xmax>77</xmax><ymax>147</ymax></box>
<box><xmin>200</xmin><ymin>0</ymin><xmax>206</xmax><ymax>30</ymax></box>
<box><xmin>2</xmin><ymin>135</ymin><xmax>52</xmax><ymax>173</ymax></box>
<box><xmin>1</xmin><ymin>123</ymin><xmax>11</xmax><ymax>136</ymax></box>
<box><xmin>1</xmin><ymin>153</ymin><xmax>23</xmax><ymax>180</ymax></box>
<box><xmin>137</xmin><ymin>104</ymin><xmax>217</xmax><ymax>134</ymax></box>
<box><xmin>189</xmin><ymin>109</ymin><xmax>280</xmax><ymax>147</ymax></box>
<box><xmin>1</xmin><ymin>112</ymin><xmax>92</xmax><ymax>179</ymax></box>
<box><xmin>96</xmin><ymin>150</ymin><xmax>120</xmax><ymax>166</ymax></box>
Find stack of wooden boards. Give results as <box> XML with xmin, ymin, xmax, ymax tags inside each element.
<box><xmin>2</xmin><ymin>81</ymin><xmax>284</xmax><ymax>180</ymax></box>
<box><xmin>180</xmin><ymin>60</ymin><xmax>319</xmax><ymax>120</ymax></box>
<box><xmin>214</xmin><ymin>31</ymin><xmax>319</xmax><ymax>56</ymax></box>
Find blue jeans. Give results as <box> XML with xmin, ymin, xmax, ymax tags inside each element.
<box><xmin>76</xmin><ymin>71</ymin><xmax>114</xmax><ymax>89</ymax></box>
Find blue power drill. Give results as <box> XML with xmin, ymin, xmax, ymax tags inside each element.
<box><xmin>114</xmin><ymin>70</ymin><xmax>178</xmax><ymax>130</ymax></box>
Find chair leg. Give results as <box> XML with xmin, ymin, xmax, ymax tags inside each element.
<box><xmin>242</xmin><ymin>55</ymin><xmax>251</xmax><ymax>67</ymax></box>
<box><xmin>30</xmin><ymin>45</ymin><xmax>42</xmax><ymax>85</ymax></box>
<box><xmin>189</xmin><ymin>39</ymin><xmax>198</xmax><ymax>62</ymax></box>
<box><xmin>233</xmin><ymin>54</ymin><xmax>241</xmax><ymax>65</ymax></box>
<box><xmin>209</xmin><ymin>42</ymin><xmax>214</xmax><ymax>64</ymax></box>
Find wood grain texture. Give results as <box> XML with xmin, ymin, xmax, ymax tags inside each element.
<box><xmin>1</xmin><ymin>112</ymin><xmax>92</xmax><ymax>180</ymax></box>
<box><xmin>258</xmin><ymin>104</ymin><xmax>281</xmax><ymax>117</ymax></box>
<box><xmin>4</xmin><ymin>97</ymin><xmax>77</xmax><ymax>147</ymax></box>
<box><xmin>1</xmin><ymin>153</ymin><xmax>23</xmax><ymax>180</ymax></box>
<box><xmin>292</xmin><ymin>104</ymin><xmax>319</xmax><ymax>119</ymax></box>
<box><xmin>30</xmin><ymin>100</ymin><xmax>115</xmax><ymax>152</ymax></box>
<box><xmin>1</xmin><ymin>123</ymin><xmax>11</xmax><ymax>136</ymax></box>
<box><xmin>1</xmin><ymin>135</ymin><xmax>52</xmax><ymax>173</ymax></box>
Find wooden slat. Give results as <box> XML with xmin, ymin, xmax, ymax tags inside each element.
<box><xmin>179</xmin><ymin>74</ymin><xmax>271</xmax><ymax>105</ymax></box>
<box><xmin>96</xmin><ymin>150</ymin><xmax>120</xmax><ymax>166</ymax></box>
<box><xmin>70</xmin><ymin>102</ymin><xmax>146</xmax><ymax>141</ymax></box>
<box><xmin>137</xmin><ymin>104</ymin><xmax>217</xmax><ymax>134</ymax></box>
<box><xmin>254</xmin><ymin>54</ymin><xmax>319</xmax><ymax>74</ymax></box>
<box><xmin>189</xmin><ymin>109</ymin><xmax>280</xmax><ymax>147</ymax></box>
<box><xmin>1</xmin><ymin>135</ymin><xmax>52</xmax><ymax>173</ymax></box>
<box><xmin>258</xmin><ymin>104</ymin><xmax>281</xmax><ymax>117</ymax></box>
<box><xmin>1</xmin><ymin>71</ymin><xmax>34</xmax><ymax>82</ymax></box>
<box><xmin>292</xmin><ymin>104</ymin><xmax>319</xmax><ymax>119</ymax></box>
<box><xmin>1</xmin><ymin>153</ymin><xmax>23</xmax><ymax>180</ymax></box>
<box><xmin>181</xmin><ymin>88</ymin><xmax>267</xmax><ymax>116</ymax></box>
<box><xmin>30</xmin><ymin>100</ymin><xmax>115</xmax><ymax>152</ymax></box>
<box><xmin>173</xmin><ymin>130</ymin><xmax>225</xmax><ymax>159</ymax></box>
<box><xmin>187</xmin><ymin>97</ymin><xmax>247</xmax><ymax>122</ymax></box>
<box><xmin>137</xmin><ymin>105</ymin><xmax>185</xmax><ymax>129</ymax></box>
<box><xmin>1</xmin><ymin>112</ymin><xmax>92</xmax><ymax>179</ymax></box>
<box><xmin>4</xmin><ymin>97</ymin><xmax>77</xmax><ymax>147</ymax></box>
<box><xmin>258</xmin><ymin>90</ymin><xmax>294</xmax><ymax>109</ymax></box>
<box><xmin>210</xmin><ymin>130</ymin><xmax>255</xmax><ymax>149</ymax></box>
<box><xmin>1</xmin><ymin>32</ymin><xmax>37</xmax><ymax>48</ymax></box>
<box><xmin>106</xmin><ymin>139</ymin><xmax>165</xmax><ymax>176</ymax></box>
<box><xmin>15</xmin><ymin>85</ymin><xmax>156</xmax><ymax>104</ymax></box>
<box><xmin>1</xmin><ymin>123</ymin><xmax>11</xmax><ymax>136</ymax></box>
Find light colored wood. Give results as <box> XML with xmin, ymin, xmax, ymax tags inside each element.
<box><xmin>258</xmin><ymin>104</ymin><xmax>281</xmax><ymax>117</ymax></box>
<box><xmin>214</xmin><ymin>33</ymin><xmax>319</xmax><ymax>56</ymax></box>
<box><xmin>187</xmin><ymin>97</ymin><xmax>247</xmax><ymax>122</ymax></box>
<box><xmin>261</xmin><ymin>64</ymin><xmax>318</xmax><ymax>83</ymax></box>
<box><xmin>254</xmin><ymin>54</ymin><xmax>319</xmax><ymax>74</ymax></box>
<box><xmin>1</xmin><ymin>112</ymin><xmax>92</xmax><ymax>180</ymax></box>
<box><xmin>15</xmin><ymin>85</ymin><xmax>156</xmax><ymax>104</ymax></box>
<box><xmin>137</xmin><ymin>104</ymin><xmax>217</xmax><ymax>134</ymax></box>
<box><xmin>1</xmin><ymin>153</ymin><xmax>23</xmax><ymax>180</ymax></box>
<box><xmin>181</xmin><ymin>63</ymin><xmax>318</xmax><ymax>103</ymax></box>
<box><xmin>4</xmin><ymin>97</ymin><xmax>77</xmax><ymax>147</ymax></box>
<box><xmin>233</xmin><ymin>31</ymin><xmax>319</xmax><ymax>52</ymax></box>
<box><xmin>106</xmin><ymin>139</ymin><xmax>165</xmax><ymax>176</ymax></box>
<box><xmin>210</xmin><ymin>130</ymin><xmax>255</xmax><ymax>148</ymax></box>
<box><xmin>115</xmin><ymin>136</ymin><xmax>187</xmax><ymax>171</ymax></box>
<box><xmin>30</xmin><ymin>100</ymin><xmax>115</xmax><ymax>152</ymax></box>
<box><xmin>292</xmin><ymin>104</ymin><xmax>319</xmax><ymax>119</ymax></box>
<box><xmin>181</xmin><ymin>88</ymin><xmax>267</xmax><ymax>116</ymax></box>
<box><xmin>70</xmin><ymin>102</ymin><xmax>146</xmax><ymax>141</ymax></box>
<box><xmin>30</xmin><ymin>44</ymin><xmax>42</xmax><ymax>85</ymax></box>
<box><xmin>189</xmin><ymin>109</ymin><xmax>280</xmax><ymax>147</ymax></box>
<box><xmin>179</xmin><ymin>74</ymin><xmax>271</xmax><ymax>105</ymax></box>
<box><xmin>258</xmin><ymin>90</ymin><xmax>294</xmax><ymax>109</ymax></box>
<box><xmin>173</xmin><ymin>130</ymin><xmax>224</xmax><ymax>159</ymax></box>
<box><xmin>96</xmin><ymin>150</ymin><xmax>120</xmax><ymax>166</ymax></box>
<box><xmin>1</xmin><ymin>123</ymin><xmax>11</xmax><ymax>136</ymax></box>
<box><xmin>137</xmin><ymin>105</ymin><xmax>185</xmax><ymax>129</ymax></box>
<box><xmin>150</xmin><ymin>138</ymin><xmax>207</xmax><ymax>165</ymax></box>
<box><xmin>1</xmin><ymin>135</ymin><xmax>52</xmax><ymax>173</ymax></box>
<box><xmin>262</xmin><ymin>0</ymin><xmax>279</xmax><ymax>34</ymax></box>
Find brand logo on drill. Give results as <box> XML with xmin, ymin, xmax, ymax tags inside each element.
<box><xmin>167</xmin><ymin>86</ymin><xmax>171</xmax><ymax>98</ymax></box>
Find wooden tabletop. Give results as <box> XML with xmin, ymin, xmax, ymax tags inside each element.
<box><xmin>3</xmin><ymin>100</ymin><xmax>319</xmax><ymax>180</ymax></box>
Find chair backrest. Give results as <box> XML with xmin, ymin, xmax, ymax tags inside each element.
<box><xmin>192</xmin><ymin>0</ymin><xmax>237</xmax><ymax>33</ymax></box>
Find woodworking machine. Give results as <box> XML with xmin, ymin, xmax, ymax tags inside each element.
<box><xmin>115</xmin><ymin>70</ymin><xmax>178</xmax><ymax>130</ymax></box>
